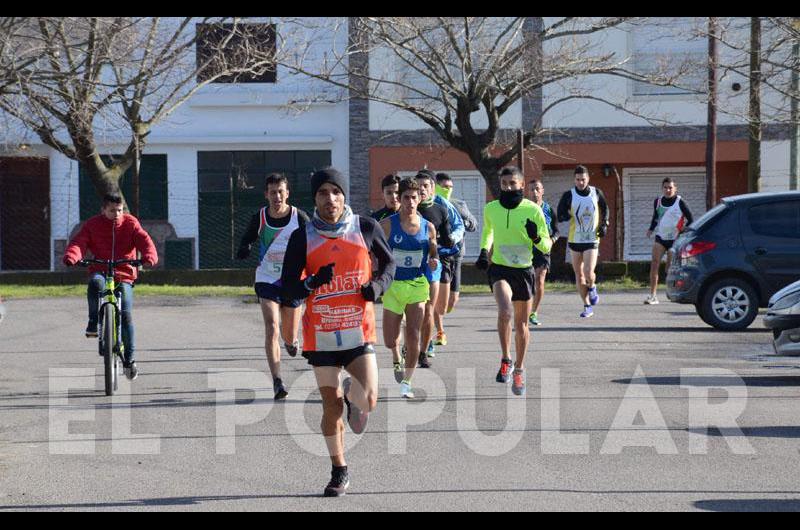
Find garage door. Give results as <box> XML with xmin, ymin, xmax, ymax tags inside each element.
<box><xmin>398</xmin><ymin>171</ymin><xmax>485</xmax><ymax>258</ymax></box>
<box><xmin>625</xmin><ymin>169</ymin><xmax>708</xmax><ymax>260</ymax></box>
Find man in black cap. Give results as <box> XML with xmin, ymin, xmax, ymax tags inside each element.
<box><xmin>281</xmin><ymin>167</ymin><xmax>395</xmax><ymax>498</ymax></box>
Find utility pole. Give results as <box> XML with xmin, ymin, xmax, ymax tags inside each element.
<box><xmin>517</xmin><ymin>129</ymin><xmax>525</xmax><ymax>175</ymax></box>
<box><xmin>706</xmin><ymin>17</ymin><xmax>718</xmax><ymax>208</ymax></box>
<box><xmin>748</xmin><ymin>16</ymin><xmax>762</xmax><ymax>193</ymax></box>
<box><xmin>791</xmin><ymin>18</ymin><xmax>799</xmax><ymax>190</ymax></box>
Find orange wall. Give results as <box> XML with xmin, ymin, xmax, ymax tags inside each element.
<box><xmin>368</xmin><ymin>141</ymin><xmax>749</xmax><ymax>261</ymax></box>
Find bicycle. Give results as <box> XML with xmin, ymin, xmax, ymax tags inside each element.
<box><xmin>77</xmin><ymin>258</ymin><xmax>141</xmax><ymax>396</ymax></box>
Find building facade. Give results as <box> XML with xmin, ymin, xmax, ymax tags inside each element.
<box><xmin>1</xmin><ymin>17</ymin><xmax>795</xmax><ymax>271</ymax></box>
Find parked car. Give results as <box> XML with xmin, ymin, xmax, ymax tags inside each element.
<box><xmin>667</xmin><ymin>191</ymin><xmax>800</xmax><ymax>331</ymax></box>
<box><xmin>765</xmin><ymin>279</ymin><xmax>800</xmax><ymax>355</ymax></box>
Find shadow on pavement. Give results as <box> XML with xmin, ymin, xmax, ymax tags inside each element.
<box><xmin>694</xmin><ymin>499</ymin><xmax>800</xmax><ymax>512</ymax></box>
<box><xmin>613</xmin><ymin>376</ymin><xmax>800</xmax><ymax>387</ymax></box>
<box><xmin>687</xmin><ymin>426</ymin><xmax>800</xmax><ymax>439</ymax></box>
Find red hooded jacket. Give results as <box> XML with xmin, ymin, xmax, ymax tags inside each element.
<box><xmin>63</xmin><ymin>214</ymin><xmax>158</xmax><ymax>283</ymax></box>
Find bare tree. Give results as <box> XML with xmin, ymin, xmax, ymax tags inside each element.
<box><xmin>275</xmin><ymin>17</ymin><xmax>696</xmax><ymax>197</ymax></box>
<box><xmin>0</xmin><ymin>17</ymin><xmax>279</xmax><ymax>210</ymax></box>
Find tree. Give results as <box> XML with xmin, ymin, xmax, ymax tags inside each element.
<box><xmin>276</xmin><ymin>17</ymin><xmax>695</xmax><ymax>197</ymax></box>
<box><xmin>0</xmin><ymin>17</ymin><xmax>279</xmax><ymax>212</ymax></box>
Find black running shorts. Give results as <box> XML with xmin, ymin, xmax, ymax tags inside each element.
<box><xmin>487</xmin><ymin>263</ymin><xmax>534</xmax><ymax>302</ymax></box>
<box><xmin>655</xmin><ymin>236</ymin><xmax>675</xmax><ymax>251</ymax></box>
<box><xmin>307</xmin><ymin>344</ymin><xmax>375</xmax><ymax>368</ymax></box>
<box><xmin>568</xmin><ymin>242</ymin><xmax>599</xmax><ymax>253</ymax></box>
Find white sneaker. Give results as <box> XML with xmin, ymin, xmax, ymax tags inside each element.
<box><xmin>400</xmin><ymin>381</ymin><xmax>415</xmax><ymax>399</ymax></box>
<box><xmin>644</xmin><ymin>295</ymin><xmax>660</xmax><ymax>305</ymax></box>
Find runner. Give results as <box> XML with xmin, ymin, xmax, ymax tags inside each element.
<box><xmin>280</xmin><ymin>168</ymin><xmax>395</xmax><ymax>498</ymax></box>
<box><xmin>371</xmin><ymin>173</ymin><xmax>401</xmax><ymax>222</ymax></box>
<box><xmin>475</xmin><ymin>166</ymin><xmax>552</xmax><ymax>396</ymax></box>
<box><xmin>528</xmin><ymin>178</ymin><xmax>560</xmax><ymax>326</ymax></box>
<box><xmin>557</xmin><ymin>165</ymin><xmax>609</xmax><ymax>318</ymax></box>
<box><xmin>414</xmin><ymin>169</ymin><xmax>455</xmax><ymax>367</ymax></box>
<box><xmin>380</xmin><ymin>178</ymin><xmax>439</xmax><ymax>398</ymax></box>
<box><xmin>434</xmin><ymin>172</ymin><xmax>477</xmax><ymax>343</ymax></box>
<box><xmin>645</xmin><ymin>177</ymin><xmax>694</xmax><ymax>304</ymax></box>
<box><xmin>62</xmin><ymin>194</ymin><xmax>158</xmax><ymax>381</ymax></box>
<box><xmin>237</xmin><ymin>173</ymin><xmax>310</xmax><ymax>400</ymax></box>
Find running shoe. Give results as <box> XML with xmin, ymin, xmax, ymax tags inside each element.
<box><xmin>124</xmin><ymin>362</ymin><xmax>139</xmax><ymax>381</ymax></box>
<box><xmin>580</xmin><ymin>306</ymin><xmax>594</xmax><ymax>318</ymax></box>
<box><xmin>85</xmin><ymin>321</ymin><xmax>98</xmax><ymax>338</ymax></box>
<box><xmin>588</xmin><ymin>286</ymin><xmax>600</xmax><ymax>306</ymax></box>
<box><xmin>284</xmin><ymin>340</ymin><xmax>300</xmax><ymax>357</ymax></box>
<box><xmin>528</xmin><ymin>312</ymin><xmax>541</xmax><ymax>326</ymax></box>
<box><xmin>644</xmin><ymin>295</ymin><xmax>660</xmax><ymax>305</ymax></box>
<box><xmin>496</xmin><ymin>359</ymin><xmax>514</xmax><ymax>383</ymax></box>
<box><xmin>418</xmin><ymin>353</ymin><xmax>431</xmax><ymax>369</ymax></box>
<box><xmin>512</xmin><ymin>370</ymin><xmax>526</xmax><ymax>396</ymax></box>
<box><xmin>273</xmin><ymin>378</ymin><xmax>288</xmax><ymax>401</ymax></box>
<box><xmin>342</xmin><ymin>377</ymin><xmax>369</xmax><ymax>434</ymax></box>
<box><xmin>393</xmin><ymin>362</ymin><xmax>405</xmax><ymax>384</ymax></box>
<box><xmin>323</xmin><ymin>467</ymin><xmax>350</xmax><ymax>497</ymax></box>
<box><xmin>400</xmin><ymin>380</ymin><xmax>415</xmax><ymax>399</ymax></box>
<box><xmin>434</xmin><ymin>331</ymin><xmax>448</xmax><ymax>346</ymax></box>
<box><xmin>426</xmin><ymin>340</ymin><xmax>436</xmax><ymax>359</ymax></box>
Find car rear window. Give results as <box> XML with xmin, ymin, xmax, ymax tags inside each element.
<box><xmin>748</xmin><ymin>200</ymin><xmax>800</xmax><ymax>238</ymax></box>
<box><xmin>688</xmin><ymin>202</ymin><xmax>728</xmax><ymax>232</ymax></box>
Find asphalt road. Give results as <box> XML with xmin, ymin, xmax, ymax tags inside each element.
<box><xmin>1</xmin><ymin>291</ymin><xmax>799</xmax><ymax>512</ymax></box>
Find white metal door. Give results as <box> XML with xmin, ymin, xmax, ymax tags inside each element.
<box><xmin>624</xmin><ymin>168</ymin><xmax>708</xmax><ymax>260</ymax></box>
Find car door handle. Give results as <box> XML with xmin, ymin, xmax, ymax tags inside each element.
<box><xmin>755</xmin><ymin>247</ymin><xmax>768</xmax><ymax>256</ymax></box>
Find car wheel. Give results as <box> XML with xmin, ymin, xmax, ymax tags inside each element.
<box><xmin>695</xmin><ymin>302</ymin><xmax>714</xmax><ymax>327</ymax></box>
<box><xmin>701</xmin><ymin>278</ymin><xmax>759</xmax><ymax>331</ymax></box>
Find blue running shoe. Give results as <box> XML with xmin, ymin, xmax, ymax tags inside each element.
<box><xmin>426</xmin><ymin>340</ymin><xmax>436</xmax><ymax>359</ymax></box>
<box><xmin>580</xmin><ymin>306</ymin><xmax>594</xmax><ymax>318</ymax></box>
<box><xmin>588</xmin><ymin>286</ymin><xmax>599</xmax><ymax>306</ymax></box>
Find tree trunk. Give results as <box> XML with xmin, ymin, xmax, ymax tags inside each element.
<box><xmin>748</xmin><ymin>16</ymin><xmax>762</xmax><ymax>193</ymax></box>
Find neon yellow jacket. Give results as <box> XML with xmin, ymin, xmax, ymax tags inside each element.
<box><xmin>480</xmin><ymin>199</ymin><xmax>552</xmax><ymax>268</ymax></box>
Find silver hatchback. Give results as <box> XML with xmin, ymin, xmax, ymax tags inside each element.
<box><xmin>765</xmin><ymin>280</ymin><xmax>800</xmax><ymax>356</ymax></box>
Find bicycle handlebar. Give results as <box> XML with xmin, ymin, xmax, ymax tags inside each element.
<box><xmin>76</xmin><ymin>258</ymin><xmax>143</xmax><ymax>269</ymax></box>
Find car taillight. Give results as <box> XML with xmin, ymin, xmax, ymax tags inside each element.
<box><xmin>680</xmin><ymin>241</ymin><xmax>717</xmax><ymax>259</ymax></box>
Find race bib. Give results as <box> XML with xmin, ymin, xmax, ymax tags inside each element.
<box><xmin>499</xmin><ymin>244</ymin><xmax>530</xmax><ymax>266</ymax></box>
<box><xmin>575</xmin><ymin>230</ymin><xmax>596</xmax><ymax>243</ymax></box>
<box><xmin>393</xmin><ymin>248</ymin><xmax>424</xmax><ymax>269</ymax></box>
<box><xmin>315</xmin><ymin>327</ymin><xmax>365</xmax><ymax>352</ymax></box>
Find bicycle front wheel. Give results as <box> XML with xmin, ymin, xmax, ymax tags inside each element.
<box><xmin>101</xmin><ymin>304</ymin><xmax>116</xmax><ymax>396</ymax></box>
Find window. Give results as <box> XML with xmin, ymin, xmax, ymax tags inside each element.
<box><xmin>748</xmin><ymin>201</ymin><xmax>800</xmax><ymax>238</ymax></box>
<box><xmin>629</xmin><ymin>19</ymin><xmax>706</xmax><ymax>96</ymax></box>
<box><xmin>79</xmin><ymin>155</ymin><xmax>168</xmax><ymax>221</ymax></box>
<box><xmin>196</xmin><ymin>23</ymin><xmax>276</xmax><ymax>83</ymax></box>
<box><xmin>197</xmin><ymin>150</ymin><xmax>331</xmax><ymax>269</ymax></box>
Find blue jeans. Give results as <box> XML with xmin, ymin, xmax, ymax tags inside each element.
<box><xmin>88</xmin><ymin>274</ymin><xmax>135</xmax><ymax>364</ymax></box>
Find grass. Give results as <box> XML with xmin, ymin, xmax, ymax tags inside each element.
<box><xmin>459</xmin><ymin>277</ymin><xmax>648</xmax><ymax>295</ymax></box>
<box><xmin>1</xmin><ymin>278</ymin><xmax>649</xmax><ymax>300</ymax></box>
<box><xmin>0</xmin><ymin>284</ymin><xmax>253</xmax><ymax>300</ymax></box>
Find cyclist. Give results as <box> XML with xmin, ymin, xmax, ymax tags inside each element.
<box><xmin>62</xmin><ymin>194</ymin><xmax>158</xmax><ymax>381</ymax></box>
<box><xmin>380</xmin><ymin>178</ymin><xmax>439</xmax><ymax>398</ymax></box>
<box><xmin>645</xmin><ymin>177</ymin><xmax>694</xmax><ymax>304</ymax></box>
<box><xmin>557</xmin><ymin>165</ymin><xmax>609</xmax><ymax>318</ymax></box>
<box><xmin>280</xmin><ymin>168</ymin><xmax>395</xmax><ymax>497</ymax></box>
<box><xmin>237</xmin><ymin>173</ymin><xmax>310</xmax><ymax>400</ymax></box>
<box><xmin>475</xmin><ymin>167</ymin><xmax>551</xmax><ymax>396</ymax></box>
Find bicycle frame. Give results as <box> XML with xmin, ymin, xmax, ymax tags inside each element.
<box><xmin>97</xmin><ymin>267</ymin><xmax>124</xmax><ymax>361</ymax></box>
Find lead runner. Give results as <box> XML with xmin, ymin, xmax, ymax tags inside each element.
<box><xmin>280</xmin><ymin>168</ymin><xmax>395</xmax><ymax>498</ymax></box>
